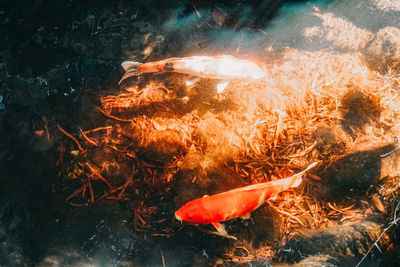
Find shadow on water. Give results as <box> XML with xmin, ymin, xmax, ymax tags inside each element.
<box><xmin>339</xmin><ymin>85</ymin><xmax>382</xmax><ymax>138</ymax></box>
<box><xmin>319</xmin><ymin>143</ymin><xmax>397</xmax><ymax>201</ymax></box>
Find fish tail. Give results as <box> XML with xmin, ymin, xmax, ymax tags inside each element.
<box><xmin>289</xmin><ymin>161</ymin><xmax>318</xmax><ymax>188</ymax></box>
<box><xmin>119</xmin><ymin>61</ymin><xmax>142</xmax><ymax>84</ymax></box>
<box><xmin>291</xmin><ymin>175</ymin><xmax>303</xmax><ymax>188</ymax></box>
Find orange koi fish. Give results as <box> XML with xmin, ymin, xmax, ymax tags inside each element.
<box><xmin>119</xmin><ymin>55</ymin><xmax>266</xmax><ymax>85</ymax></box>
<box><xmin>175</xmin><ymin>162</ymin><xmax>317</xmax><ymax>237</ymax></box>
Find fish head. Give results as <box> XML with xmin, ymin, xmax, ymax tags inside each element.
<box><xmin>175</xmin><ymin>199</ymin><xmax>211</xmax><ymax>224</ymax></box>
<box><xmin>175</xmin><ymin>210</ymin><xmax>183</xmax><ymax>222</ymax></box>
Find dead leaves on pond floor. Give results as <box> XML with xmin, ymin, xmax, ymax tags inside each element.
<box><xmin>54</xmin><ymin>50</ymin><xmax>400</xmax><ymax>264</ymax></box>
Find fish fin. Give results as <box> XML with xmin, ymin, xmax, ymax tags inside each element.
<box><xmin>185</xmin><ymin>77</ymin><xmax>201</xmax><ymax>86</ymax></box>
<box><xmin>217</xmin><ymin>81</ymin><xmax>229</xmax><ymax>93</ymax></box>
<box><xmin>304</xmin><ymin>161</ymin><xmax>318</xmax><ymax>172</ymax></box>
<box><xmin>269</xmin><ymin>194</ymin><xmax>278</xmax><ymax>201</ymax></box>
<box><xmin>291</xmin><ymin>176</ymin><xmax>303</xmax><ymax>188</ymax></box>
<box><xmin>121</xmin><ymin>61</ymin><xmax>141</xmax><ymax>71</ymax></box>
<box><xmin>240</xmin><ymin>213</ymin><xmax>251</xmax><ymax>220</ymax></box>
<box><xmin>211</xmin><ymin>231</ymin><xmax>237</xmax><ymax>240</ymax></box>
<box><xmin>119</xmin><ymin>61</ymin><xmax>142</xmax><ymax>84</ymax></box>
<box><xmin>211</xmin><ymin>222</ymin><xmax>228</xmax><ymax>236</ymax></box>
<box><xmin>291</xmin><ymin>161</ymin><xmax>318</xmax><ymax>188</ymax></box>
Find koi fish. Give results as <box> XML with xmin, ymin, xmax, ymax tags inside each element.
<box><xmin>119</xmin><ymin>55</ymin><xmax>266</xmax><ymax>85</ymax></box>
<box><xmin>175</xmin><ymin>162</ymin><xmax>317</xmax><ymax>237</ymax></box>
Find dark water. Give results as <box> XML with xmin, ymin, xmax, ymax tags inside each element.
<box><xmin>1</xmin><ymin>0</ymin><xmax>400</xmax><ymax>266</ymax></box>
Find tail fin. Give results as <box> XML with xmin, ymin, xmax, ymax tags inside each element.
<box><xmin>239</xmin><ymin>161</ymin><xmax>318</xmax><ymax>193</ymax></box>
<box><xmin>118</xmin><ymin>61</ymin><xmax>142</xmax><ymax>84</ymax></box>
<box><xmin>290</xmin><ymin>161</ymin><xmax>318</xmax><ymax>188</ymax></box>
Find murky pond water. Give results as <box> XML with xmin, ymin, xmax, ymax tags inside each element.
<box><xmin>1</xmin><ymin>0</ymin><xmax>400</xmax><ymax>266</ymax></box>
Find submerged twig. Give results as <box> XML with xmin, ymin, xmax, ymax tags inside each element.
<box><xmin>356</xmin><ymin>203</ymin><xmax>400</xmax><ymax>267</ymax></box>
<box><xmin>57</xmin><ymin>124</ymin><xmax>84</xmax><ymax>152</ymax></box>
<box><xmin>86</xmin><ymin>162</ymin><xmax>113</xmax><ymax>189</ymax></box>
<box><xmin>79</xmin><ymin>127</ymin><xmax>99</xmax><ymax>146</ymax></box>
<box><xmin>97</xmin><ymin>107</ymin><xmax>131</xmax><ymax>122</ymax></box>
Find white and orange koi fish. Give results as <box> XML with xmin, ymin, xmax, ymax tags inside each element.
<box><xmin>119</xmin><ymin>55</ymin><xmax>266</xmax><ymax>90</ymax></box>
<box><xmin>175</xmin><ymin>162</ymin><xmax>317</xmax><ymax>237</ymax></box>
